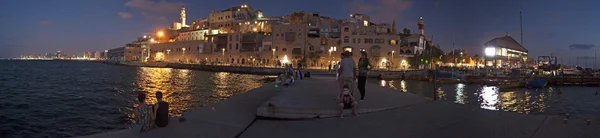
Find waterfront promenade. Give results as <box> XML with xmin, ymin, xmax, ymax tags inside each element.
<box><xmin>77</xmin><ymin>75</ymin><xmax>600</xmax><ymax>138</ymax></box>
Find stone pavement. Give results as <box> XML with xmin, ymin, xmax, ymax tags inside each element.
<box><xmin>242</xmin><ymin>77</ymin><xmax>600</xmax><ymax>138</ymax></box>
<box><xmin>256</xmin><ymin>76</ymin><xmax>429</xmax><ymax>119</ymax></box>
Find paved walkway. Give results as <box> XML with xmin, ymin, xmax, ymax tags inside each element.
<box><xmin>242</xmin><ymin>77</ymin><xmax>600</xmax><ymax>138</ymax></box>
<box><xmin>257</xmin><ymin>76</ymin><xmax>429</xmax><ymax>119</ymax></box>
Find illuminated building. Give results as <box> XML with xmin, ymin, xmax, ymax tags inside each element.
<box><xmin>484</xmin><ymin>35</ymin><xmax>528</xmax><ymax>68</ymax></box>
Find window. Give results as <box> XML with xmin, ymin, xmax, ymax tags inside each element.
<box><xmin>229</xmin><ymin>44</ymin><xmax>232</xmax><ymax>49</ymax></box>
<box><xmin>309</xmin><ymin>46</ymin><xmax>314</xmax><ymax>51</ymax></box>
<box><xmin>343</xmin><ymin>36</ymin><xmax>349</xmax><ymax>43</ymax></box>
<box><xmin>282</xmin><ymin>48</ymin><xmax>287</xmax><ymax>52</ymax></box>
<box><xmin>364</xmin><ymin>39</ymin><xmax>373</xmax><ymax>43</ymax></box>
<box><xmin>358</xmin><ymin>39</ymin><xmax>361</xmax><ymax>43</ymax></box>
<box><xmin>332</xmin><ymin>28</ymin><xmax>339</xmax><ymax>32</ymax></box>
<box><xmin>344</xmin><ymin>47</ymin><xmax>352</xmax><ymax>53</ymax></box>
<box><xmin>236</xmin><ymin>44</ymin><xmax>239</xmax><ymax>49</ymax></box>
<box><xmin>344</xmin><ymin>27</ymin><xmax>349</xmax><ymax>32</ymax></box>
<box><xmin>375</xmin><ymin>39</ymin><xmax>384</xmax><ymax>44</ymax></box>
<box><xmin>389</xmin><ymin>40</ymin><xmax>397</xmax><ymax>45</ymax></box>
<box><xmin>229</xmin><ymin>35</ymin><xmax>232</xmax><ymax>41</ymax></box>
<box><xmin>352</xmin><ymin>38</ymin><xmax>356</xmax><ymax>43</ymax></box>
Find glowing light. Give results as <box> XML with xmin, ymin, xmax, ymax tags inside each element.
<box><xmin>155</xmin><ymin>52</ymin><xmax>165</xmax><ymax>61</ymax></box>
<box><xmin>380</xmin><ymin>80</ymin><xmax>386</xmax><ymax>87</ymax></box>
<box><xmin>485</xmin><ymin>47</ymin><xmax>496</xmax><ymax>56</ymax></box>
<box><xmin>157</xmin><ymin>31</ymin><xmax>164</xmax><ymax>37</ymax></box>
<box><xmin>282</xmin><ymin>55</ymin><xmax>289</xmax><ymax>63</ymax></box>
<box><xmin>363</xmin><ymin>20</ymin><xmax>369</xmax><ymax>27</ymax></box>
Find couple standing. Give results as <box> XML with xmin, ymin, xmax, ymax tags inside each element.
<box><xmin>337</xmin><ymin>51</ymin><xmax>374</xmax><ymax>101</ymax></box>
<box><xmin>133</xmin><ymin>92</ymin><xmax>170</xmax><ymax>133</ymax></box>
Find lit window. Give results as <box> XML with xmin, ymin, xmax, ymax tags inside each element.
<box><xmin>344</xmin><ymin>47</ymin><xmax>352</xmax><ymax>52</ymax></box>
<box><xmin>390</xmin><ymin>40</ymin><xmax>397</xmax><ymax>45</ymax></box>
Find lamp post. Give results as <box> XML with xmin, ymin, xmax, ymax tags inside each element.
<box><xmin>272</xmin><ymin>48</ymin><xmax>276</xmax><ymax>67</ymax></box>
<box><xmin>222</xmin><ymin>48</ymin><xmax>225</xmax><ymax>64</ymax></box>
<box><xmin>392</xmin><ymin>50</ymin><xmax>395</xmax><ymax>69</ymax></box>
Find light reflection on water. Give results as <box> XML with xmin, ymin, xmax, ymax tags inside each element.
<box><xmin>134</xmin><ymin>67</ymin><xmax>266</xmax><ymax>117</ymax></box>
<box><xmin>0</xmin><ymin>61</ymin><xmax>271</xmax><ymax>137</ymax></box>
<box><xmin>380</xmin><ymin>79</ymin><xmax>600</xmax><ymax>115</ymax></box>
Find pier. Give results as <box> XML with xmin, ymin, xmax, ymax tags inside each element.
<box><xmin>77</xmin><ymin>75</ymin><xmax>600</xmax><ymax>138</ymax></box>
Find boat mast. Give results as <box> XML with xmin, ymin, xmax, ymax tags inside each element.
<box><xmin>520</xmin><ymin>11</ymin><xmax>524</xmax><ymax>49</ymax></box>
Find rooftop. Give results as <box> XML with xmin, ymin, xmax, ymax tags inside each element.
<box><xmin>484</xmin><ymin>35</ymin><xmax>528</xmax><ymax>52</ymax></box>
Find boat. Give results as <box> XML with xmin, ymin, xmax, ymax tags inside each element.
<box><xmin>483</xmin><ymin>79</ymin><xmax>523</xmax><ymax>89</ymax></box>
<box><xmin>526</xmin><ymin>79</ymin><xmax>548</xmax><ymax>88</ymax></box>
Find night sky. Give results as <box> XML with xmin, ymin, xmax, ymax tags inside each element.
<box><xmin>1</xmin><ymin>0</ymin><xmax>599</xmax><ymax>67</ymax></box>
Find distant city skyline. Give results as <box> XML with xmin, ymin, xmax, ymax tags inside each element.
<box><xmin>1</xmin><ymin>0</ymin><xmax>599</xmax><ymax>67</ymax></box>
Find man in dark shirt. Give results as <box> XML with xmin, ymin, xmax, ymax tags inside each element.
<box><xmin>154</xmin><ymin>92</ymin><xmax>169</xmax><ymax>127</ymax></box>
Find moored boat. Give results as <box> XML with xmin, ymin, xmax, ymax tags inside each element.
<box><xmin>526</xmin><ymin>79</ymin><xmax>548</xmax><ymax>88</ymax></box>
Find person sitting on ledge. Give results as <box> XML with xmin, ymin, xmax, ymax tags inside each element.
<box><xmin>154</xmin><ymin>92</ymin><xmax>170</xmax><ymax>128</ymax></box>
<box><xmin>133</xmin><ymin>93</ymin><xmax>155</xmax><ymax>132</ymax></box>
<box><xmin>339</xmin><ymin>85</ymin><xmax>358</xmax><ymax>118</ymax></box>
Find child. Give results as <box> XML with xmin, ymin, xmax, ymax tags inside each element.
<box><xmin>339</xmin><ymin>85</ymin><xmax>358</xmax><ymax>118</ymax></box>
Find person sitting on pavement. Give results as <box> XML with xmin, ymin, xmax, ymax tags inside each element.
<box><xmin>154</xmin><ymin>92</ymin><xmax>170</xmax><ymax>128</ymax></box>
<box><xmin>133</xmin><ymin>93</ymin><xmax>155</xmax><ymax>132</ymax></box>
<box><xmin>339</xmin><ymin>85</ymin><xmax>359</xmax><ymax>118</ymax></box>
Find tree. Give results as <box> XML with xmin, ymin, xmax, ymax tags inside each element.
<box><xmin>401</xmin><ymin>28</ymin><xmax>411</xmax><ymax>38</ymax></box>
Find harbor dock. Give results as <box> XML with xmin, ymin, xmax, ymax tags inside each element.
<box><xmin>77</xmin><ymin>75</ymin><xmax>600</xmax><ymax>138</ymax></box>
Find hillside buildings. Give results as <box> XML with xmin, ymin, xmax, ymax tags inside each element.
<box><xmin>108</xmin><ymin>4</ymin><xmax>438</xmax><ymax>68</ymax></box>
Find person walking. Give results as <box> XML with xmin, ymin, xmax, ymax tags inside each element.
<box><xmin>338</xmin><ymin>51</ymin><xmax>357</xmax><ymax>97</ymax></box>
<box><xmin>357</xmin><ymin>51</ymin><xmax>374</xmax><ymax>101</ymax></box>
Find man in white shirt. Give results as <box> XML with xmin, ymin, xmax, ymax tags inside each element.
<box><xmin>338</xmin><ymin>51</ymin><xmax>357</xmax><ymax>97</ymax></box>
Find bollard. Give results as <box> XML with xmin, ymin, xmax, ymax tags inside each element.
<box><xmin>566</xmin><ymin>113</ymin><xmax>570</xmax><ymax>118</ymax></box>
<box><xmin>587</xmin><ymin>119</ymin><xmax>591</xmax><ymax>125</ymax></box>
<box><xmin>564</xmin><ymin>118</ymin><xmax>568</xmax><ymax>124</ymax></box>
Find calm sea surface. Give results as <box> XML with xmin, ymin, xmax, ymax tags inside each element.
<box><xmin>0</xmin><ymin>60</ymin><xmax>270</xmax><ymax>138</ymax></box>
<box><xmin>379</xmin><ymin>79</ymin><xmax>600</xmax><ymax>115</ymax></box>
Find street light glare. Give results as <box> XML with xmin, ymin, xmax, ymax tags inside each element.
<box><xmin>157</xmin><ymin>31</ymin><xmax>164</xmax><ymax>37</ymax></box>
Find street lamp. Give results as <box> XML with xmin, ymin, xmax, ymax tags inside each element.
<box><xmin>222</xmin><ymin>48</ymin><xmax>225</xmax><ymax>63</ymax></box>
<box><xmin>272</xmin><ymin>48</ymin><xmax>276</xmax><ymax>65</ymax></box>
<box><xmin>157</xmin><ymin>31</ymin><xmax>164</xmax><ymax>37</ymax></box>
<box><xmin>391</xmin><ymin>50</ymin><xmax>395</xmax><ymax>69</ymax></box>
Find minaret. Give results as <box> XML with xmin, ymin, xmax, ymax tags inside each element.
<box><xmin>417</xmin><ymin>16</ymin><xmax>425</xmax><ymax>54</ymax></box>
<box><xmin>392</xmin><ymin>19</ymin><xmax>397</xmax><ymax>33</ymax></box>
<box><xmin>180</xmin><ymin>6</ymin><xmax>187</xmax><ymax>27</ymax></box>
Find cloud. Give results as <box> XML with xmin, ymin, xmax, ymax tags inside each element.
<box><xmin>348</xmin><ymin>0</ymin><xmax>411</xmax><ymax>23</ymax></box>
<box><xmin>568</xmin><ymin>44</ymin><xmax>595</xmax><ymax>50</ymax></box>
<box><xmin>38</xmin><ymin>20</ymin><xmax>53</xmax><ymax>26</ymax></box>
<box><xmin>117</xmin><ymin>12</ymin><xmax>133</xmax><ymax>19</ymax></box>
<box><xmin>141</xmin><ymin>12</ymin><xmax>168</xmax><ymax>21</ymax></box>
<box><xmin>124</xmin><ymin>0</ymin><xmax>184</xmax><ymax>13</ymax></box>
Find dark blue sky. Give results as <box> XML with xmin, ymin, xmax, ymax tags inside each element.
<box><xmin>1</xmin><ymin>0</ymin><xmax>599</xmax><ymax>67</ymax></box>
